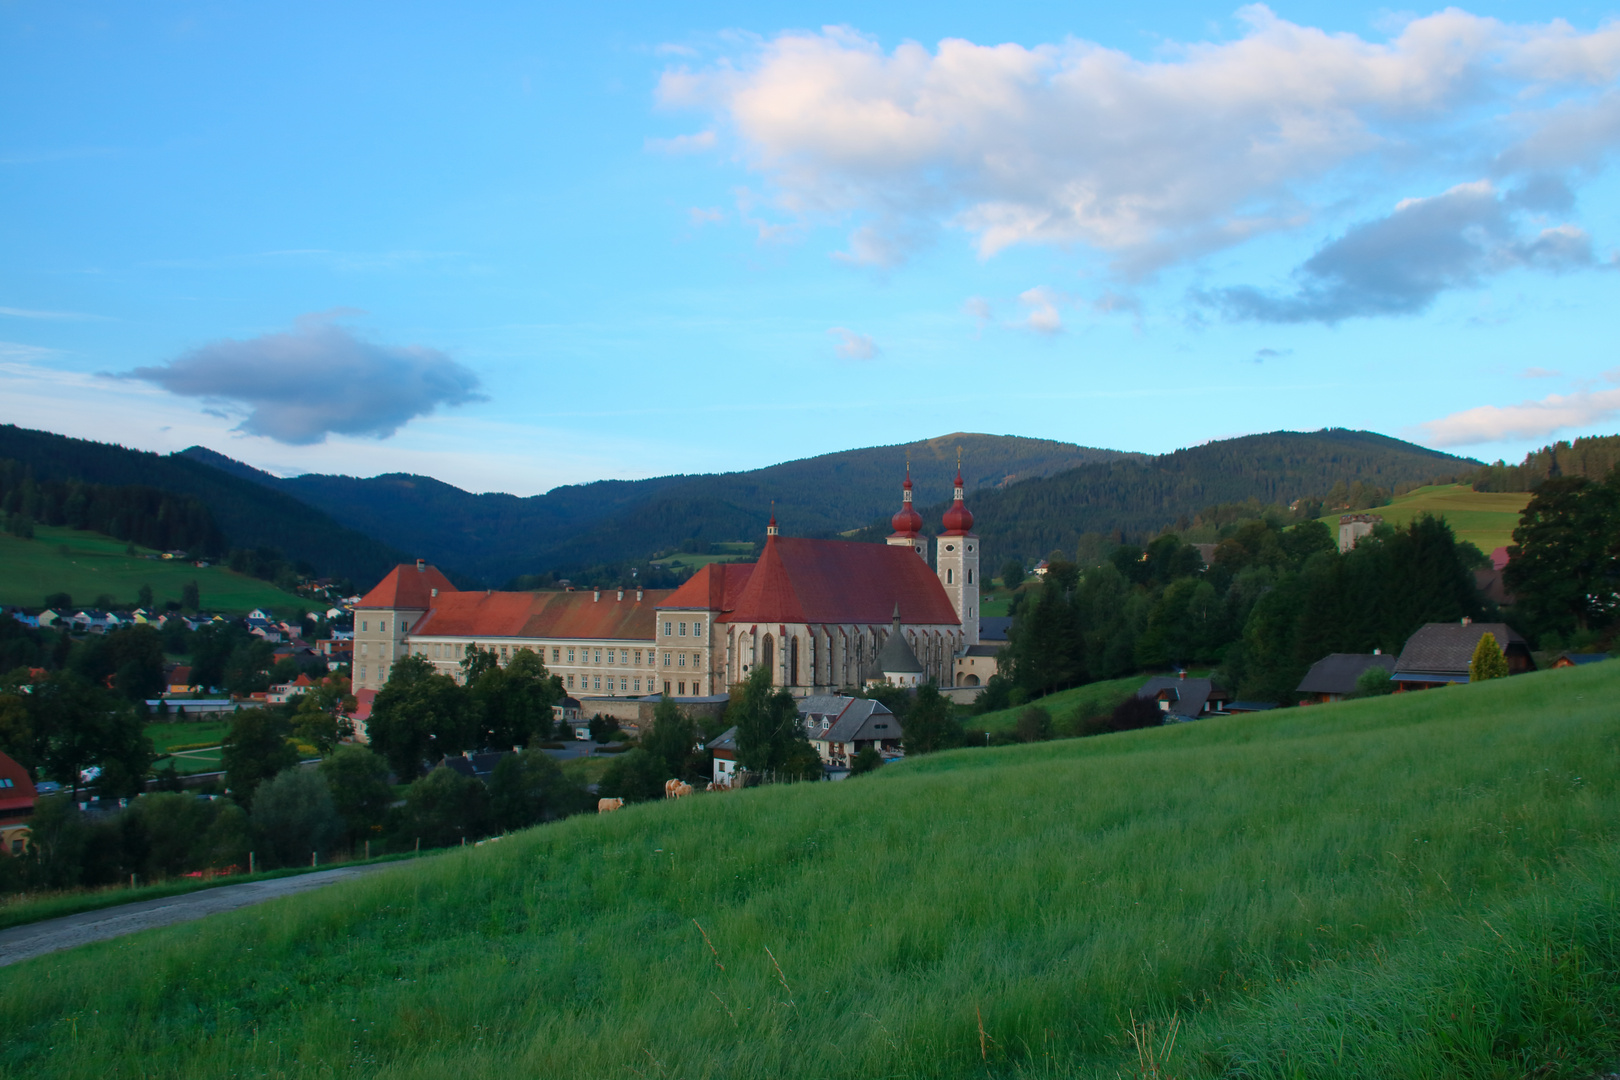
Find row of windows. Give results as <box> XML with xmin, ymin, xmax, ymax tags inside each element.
<box><xmin>359</xmin><ymin>619</ymin><xmax>387</xmax><ymax>633</ymax></box>
<box><xmin>662</xmin><ymin>620</ymin><xmax>704</xmax><ymax>638</ymax></box>
<box><xmin>565</xmin><ymin>674</ymin><xmax>648</xmax><ymax>693</ymax></box>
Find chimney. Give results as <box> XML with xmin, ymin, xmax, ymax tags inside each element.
<box><xmin>636</xmin><ymin>589</ymin><xmax>643</xmax><ymax>601</ymax></box>
<box><xmin>1178</xmin><ymin>669</ymin><xmax>1186</xmax><ymax>680</ymax></box>
<box><xmin>430</xmin><ymin>588</ymin><xmax>438</xmax><ymax>598</ymax></box>
<box><xmin>1461</xmin><ymin>616</ymin><xmax>1472</xmax><ymax>626</ymax></box>
<box><xmin>416</xmin><ymin>558</ymin><xmax>425</xmax><ymax>572</ymax></box>
<box><xmin>593</xmin><ymin>590</ymin><xmax>600</xmax><ymax>602</ymax></box>
<box><xmin>1373</xmin><ymin>647</ymin><xmax>1381</xmax><ymax>655</ymax></box>
<box><xmin>617</xmin><ymin>590</ymin><xmax>623</xmax><ymax>602</ymax></box>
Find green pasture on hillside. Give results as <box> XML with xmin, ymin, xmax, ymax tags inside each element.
<box><xmin>650</xmin><ymin>542</ymin><xmax>755</xmax><ymax>574</ymax></box>
<box><xmin>3</xmin><ymin>664</ymin><xmax>1619</xmax><ymax>1078</ymax></box>
<box><xmin>0</xmin><ymin>523</ymin><xmax>308</xmax><ymax>614</ymax></box>
<box><xmin>969</xmin><ymin>673</ymin><xmax>1146</xmax><ymax>734</ymax></box>
<box><xmin>1317</xmin><ymin>483</ymin><xmax>1529</xmax><ymax>554</ymax></box>
<box><xmin>144</xmin><ymin>721</ymin><xmax>231</xmax><ymax>755</ymax></box>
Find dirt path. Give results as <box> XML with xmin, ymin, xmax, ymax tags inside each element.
<box><xmin>0</xmin><ymin>863</ymin><xmax>395</xmax><ymax>968</ymax></box>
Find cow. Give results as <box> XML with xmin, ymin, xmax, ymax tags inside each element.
<box><xmin>597</xmin><ymin>797</ymin><xmax>625</xmax><ymax>813</ymax></box>
<box><xmin>666</xmin><ymin>780</ymin><xmax>695</xmax><ymax>799</ymax></box>
<box><xmin>705</xmin><ymin>779</ymin><xmax>733</xmax><ymax>792</ymax></box>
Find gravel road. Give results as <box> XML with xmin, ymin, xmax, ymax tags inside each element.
<box><xmin>0</xmin><ymin>863</ymin><xmax>394</xmax><ymax>967</ymax></box>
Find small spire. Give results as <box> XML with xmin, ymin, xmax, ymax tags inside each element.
<box><xmin>767</xmin><ymin>501</ymin><xmax>778</xmax><ymax>537</ymax></box>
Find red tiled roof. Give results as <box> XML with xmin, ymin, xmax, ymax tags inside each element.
<box><xmin>410</xmin><ymin>588</ymin><xmax>674</xmax><ymax>641</ymax></box>
<box><xmin>358</xmin><ymin>563</ymin><xmax>458</xmax><ymax>610</ymax></box>
<box><xmin>723</xmin><ymin>536</ymin><xmax>960</xmax><ymax>626</ymax></box>
<box><xmin>660</xmin><ymin>563</ymin><xmax>754</xmax><ymax>611</ymax></box>
<box><xmin>0</xmin><ymin>749</ymin><xmax>36</xmax><ymax>804</ymax></box>
<box><xmin>350</xmin><ymin>688</ymin><xmax>376</xmax><ymax>723</ymax></box>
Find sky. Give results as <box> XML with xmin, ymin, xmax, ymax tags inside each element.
<box><xmin>2</xmin><ymin>0</ymin><xmax>1619</xmax><ymax>496</ymax></box>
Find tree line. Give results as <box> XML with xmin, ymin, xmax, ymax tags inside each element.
<box><xmin>989</xmin><ymin>512</ymin><xmax>1485</xmax><ymax>708</ymax></box>
<box><xmin>0</xmin><ymin>459</ymin><xmax>226</xmax><ymax>554</ymax></box>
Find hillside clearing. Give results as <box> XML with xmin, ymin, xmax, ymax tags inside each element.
<box><xmin>1317</xmin><ymin>483</ymin><xmax>1528</xmax><ymax>553</ymax></box>
<box><xmin>0</xmin><ymin>524</ymin><xmax>308</xmax><ymax>614</ymax></box>
<box><xmin>968</xmin><ymin>673</ymin><xmax>1146</xmax><ymax>734</ymax></box>
<box><xmin>1</xmin><ymin>665</ymin><xmax>1617</xmax><ymax>1078</ymax></box>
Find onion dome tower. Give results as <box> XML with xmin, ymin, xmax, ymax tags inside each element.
<box><xmin>886</xmin><ymin>460</ymin><xmax>928</xmax><ymax>560</ymax></box>
<box><xmin>935</xmin><ymin>452</ymin><xmax>979</xmax><ymax>644</ymax></box>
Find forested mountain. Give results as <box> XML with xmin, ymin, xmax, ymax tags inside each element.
<box><xmin>0</xmin><ymin>426</ymin><xmax>413</xmax><ymax>586</ymax></box>
<box><xmin>1468</xmin><ymin>434</ymin><xmax>1620</xmax><ymax>492</ymax></box>
<box><xmin>860</xmin><ymin>430</ymin><xmax>1476</xmax><ymax>566</ymax></box>
<box><xmin>181</xmin><ymin>434</ymin><xmax>1123</xmax><ymax>585</ymax></box>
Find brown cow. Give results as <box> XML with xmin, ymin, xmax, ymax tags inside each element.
<box><xmin>665</xmin><ymin>780</ymin><xmax>694</xmax><ymax>799</ymax></box>
<box><xmin>597</xmin><ymin>797</ymin><xmax>625</xmax><ymax>813</ymax></box>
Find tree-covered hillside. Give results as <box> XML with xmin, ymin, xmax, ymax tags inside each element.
<box><xmin>184</xmin><ymin>433</ymin><xmax>1123</xmax><ymax>585</ymax></box>
<box><xmin>880</xmin><ymin>429</ymin><xmax>1475</xmax><ymax>565</ymax></box>
<box><xmin>0</xmin><ymin>425</ymin><xmax>413</xmax><ymax>586</ymax></box>
<box><xmin>1468</xmin><ymin>433</ymin><xmax>1620</xmax><ymax>492</ymax></box>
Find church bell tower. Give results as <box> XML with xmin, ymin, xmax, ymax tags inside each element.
<box><xmin>886</xmin><ymin>461</ymin><xmax>927</xmax><ymax>560</ymax></box>
<box><xmin>935</xmin><ymin>459</ymin><xmax>979</xmax><ymax>645</ymax></box>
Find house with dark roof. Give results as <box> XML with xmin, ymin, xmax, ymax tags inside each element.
<box><xmin>1135</xmin><ymin>674</ymin><xmax>1232</xmax><ymax>720</ymax></box>
<box><xmin>798</xmin><ymin>695</ymin><xmax>903</xmax><ymax>772</ymax></box>
<box><xmin>1552</xmin><ymin>652</ymin><xmax>1610</xmax><ymax>668</ymax></box>
<box><xmin>1295</xmin><ymin>652</ymin><xmax>1396</xmax><ymax>703</ymax></box>
<box><xmin>956</xmin><ymin>616</ymin><xmax>1011</xmax><ymax>687</ymax></box>
<box><xmin>1392</xmin><ymin>620</ymin><xmax>1534</xmax><ymax>690</ymax></box>
<box><xmin>707</xmin><ymin>726</ymin><xmax>740</xmax><ymax>787</ymax></box>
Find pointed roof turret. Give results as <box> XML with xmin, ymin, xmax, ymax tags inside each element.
<box><xmin>889</xmin><ymin>460</ymin><xmax>924</xmax><ymax>538</ymax></box>
<box><xmin>941</xmin><ymin>450</ymin><xmax>975</xmax><ymax>535</ymax></box>
<box><xmin>876</xmin><ymin>603</ymin><xmax>924</xmax><ymax>675</ymax></box>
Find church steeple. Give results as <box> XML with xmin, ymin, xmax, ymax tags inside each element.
<box><xmin>934</xmin><ymin>446</ymin><xmax>979</xmax><ymax>644</ymax></box>
<box><xmin>886</xmin><ymin>457</ymin><xmax>927</xmax><ymax>560</ymax></box>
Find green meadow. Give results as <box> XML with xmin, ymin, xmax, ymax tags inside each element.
<box><xmin>0</xmin><ymin>523</ymin><xmax>308</xmax><ymax>614</ymax></box>
<box><xmin>2</xmin><ymin>664</ymin><xmax>1618</xmax><ymax>1078</ymax></box>
<box><xmin>1318</xmin><ymin>483</ymin><xmax>1530</xmax><ymax>554</ymax></box>
<box><xmin>969</xmin><ymin>673</ymin><xmax>1145</xmax><ymax>735</ymax></box>
<box><xmin>651</xmin><ymin>541</ymin><xmax>756</xmax><ymax>574</ymax></box>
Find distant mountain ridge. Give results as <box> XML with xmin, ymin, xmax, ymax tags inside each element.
<box><xmin>0</xmin><ymin>425</ymin><xmax>414</xmax><ymax>587</ymax></box>
<box><xmin>181</xmin><ymin>434</ymin><xmax>1125</xmax><ymax>585</ymax></box>
<box><xmin>871</xmin><ymin>429</ymin><xmax>1479</xmax><ymax>562</ymax></box>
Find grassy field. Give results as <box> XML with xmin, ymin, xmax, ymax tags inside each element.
<box><xmin>968</xmin><ymin>673</ymin><xmax>1147</xmax><ymax>734</ymax></box>
<box><xmin>651</xmin><ymin>542</ymin><xmax>755</xmax><ymax>574</ymax></box>
<box><xmin>0</xmin><ymin>523</ymin><xmax>309</xmax><ymax>614</ymax></box>
<box><xmin>1317</xmin><ymin>483</ymin><xmax>1530</xmax><ymax>553</ymax></box>
<box><xmin>144</xmin><ymin>721</ymin><xmax>231</xmax><ymax>755</ymax></box>
<box><xmin>1</xmin><ymin>664</ymin><xmax>1618</xmax><ymax>1078</ymax></box>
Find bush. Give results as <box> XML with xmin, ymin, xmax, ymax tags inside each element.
<box><xmin>850</xmin><ymin>746</ymin><xmax>883</xmax><ymax>775</ymax></box>
<box><xmin>1015</xmin><ymin>705</ymin><xmax>1053</xmax><ymax>742</ymax></box>
<box><xmin>489</xmin><ymin>749</ymin><xmax>591</xmax><ymax>831</ymax></box>
<box><xmin>597</xmin><ymin>748</ymin><xmax>669</xmax><ymax>803</ymax></box>
<box><xmin>1075</xmin><ymin>694</ymin><xmax>1165</xmax><ymax>738</ymax></box>
<box><xmin>395</xmin><ymin>766</ymin><xmax>491</xmax><ymax>850</ymax></box>
<box><xmin>587</xmin><ymin>714</ymin><xmax>621</xmax><ymax>743</ymax></box>
<box><xmin>251</xmin><ymin>768</ymin><xmax>343</xmax><ymax>868</ymax></box>
<box><xmin>1353</xmin><ymin>664</ymin><xmax>1396</xmax><ymax>697</ymax></box>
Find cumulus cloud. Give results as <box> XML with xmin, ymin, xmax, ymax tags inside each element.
<box><xmin>656</xmin><ymin>9</ymin><xmax>1620</xmax><ymax>275</ymax></box>
<box><xmin>1417</xmin><ymin>378</ymin><xmax>1620</xmax><ymax>446</ymax></box>
<box><xmin>1018</xmin><ymin>287</ymin><xmax>1065</xmax><ymax>334</ymax></box>
<box><xmin>1206</xmin><ymin>180</ymin><xmax>1598</xmax><ymax>323</ymax></box>
<box><xmin>828</xmin><ymin>326</ymin><xmax>878</xmax><ymax>359</ymax></box>
<box><xmin>127</xmin><ymin>311</ymin><xmax>485</xmax><ymax>445</ymax></box>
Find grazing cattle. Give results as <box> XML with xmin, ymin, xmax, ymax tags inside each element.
<box><xmin>597</xmin><ymin>797</ymin><xmax>625</xmax><ymax>813</ymax></box>
<box><xmin>666</xmin><ymin>781</ymin><xmax>694</xmax><ymax>799</ymax></box>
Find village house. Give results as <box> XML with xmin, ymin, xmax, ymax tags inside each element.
<box><xmin>1294</xmin><ymin>651</ymin><xmax>1396</xmax><ymax>703</ymax></box>
<box><xmin>1135</xmin><ymin>673</ymin><xmax>1233</xmax><ymax>720</ymax></box>
<box><xmin>1392</xmin><ymin>619</ymin><xmax>1535</xmax><ymax>691</ymax></box>
<box><xmin>797</xmin><ymin>695</ymin><xmax>903</xmax><ymax>772</ymax></box>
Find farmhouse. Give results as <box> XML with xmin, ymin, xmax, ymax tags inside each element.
<box><xmin>798</xmin><ymin>695</ymin><xmax>903</xmax><ymax>770</ymax></box>
<box><xmin>351</xmin><ymin>468</ymin><xmax>987</xmax><ymax>711</ymax></box>
<box><xmin>1392</xmin><ymin>620</ymin><xmax>1535</xmax><ymax>690</ymax></box>
<box><xmin>1295</xmin><ymin>652</ymin><xmax>1395</xmax><ymax>703</ymax></box>
<box><xmin>1135</xmin><ymin>674</ymin><xmax>1232</xmax><ymax>719</ymax></box>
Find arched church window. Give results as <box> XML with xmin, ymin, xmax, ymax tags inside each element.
<box><xmin>790</xmin><ymin>636</ymin><xmax>799</xmax><ymax>686</ymax></box>
<box><xmin>762</xmin><ymin>635</ymin><xmax>775</xmax><ymax>682</ymax></box>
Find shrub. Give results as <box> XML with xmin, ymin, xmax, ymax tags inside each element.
<box><xmin>251</xmin><ymin>768</ymin><xmax>343</xmax><ymax>868</ymax></box>
<box><xmin>395</xmin><ymin>766</ymin><xmax>491</xmax><ymax>850</ymax></box>
<box><xmin>1015</xmin><ymin>705</ymin><xmax>1053</xmax><ymax>742</ymax></box>
<box><xmin>597</xmin><ymin>748</ymin><xmax>669</xmax><ymax>803</ymax></box>
<box><xmin>850</xmin><ymin>746</ymin><xmax>883</xmax><ymax>775</ymax></box>
<box><xmin>1354</xmin><ymin>664</ymin><xmax>1396</xmax><ymax>697</ymax></box>
<box><xmin>1470</xmin><ymin>632</ymin><xmax>1510</xmax><ymax>681</ymax></box>
<box><xmin>489</xmin><ymin>749</ymin><xmax>591</xmax><ymax>831</ymax></box>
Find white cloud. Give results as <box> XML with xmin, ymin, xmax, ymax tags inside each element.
<box><xmin>657</xmin><ymin>9</ymin><xmax>1620</xmax><ymax>275</ymax></box>
<box><xmin>827</xmin><ymin>326</ymin><xmax>878</xmax><ymax>359</ymax></box>
<box><xmin>1521</xmin><ymin>366</ymin><xmax>1563</xmax><ymax>378</ymax></box>
<box><xmin>1416</xmin><ymin>378</ymin><xmax>1620</xmax><ymax>445</ymax></box>
<box><xmin>125</xmin><ymin>310</ymin><xmax>485</xmax><ymax>445</ymax></box>
<box><xmin>963</xmin><ymin>296</ymin><xmax>992</xmax><ymax>325</ymax></box>
<box><xmin>1018</xmin><ymin>287</ymin><xmax>1065</xmax><ymax>334</ymax></box>
<box><xmin>645</xmin><ymin>130</ymin><xmax>717</xmax><ymax>154</ymax></box>
<box><xmin>688</xmin><ymin>206</ymin><xmax>725</xmax><ymax>225</ymax></box>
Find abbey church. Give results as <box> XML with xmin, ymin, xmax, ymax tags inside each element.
<box><xmin>351</xmin><ymin>468</ymin><xmax>984</xmax><ymax>700</ymax></box>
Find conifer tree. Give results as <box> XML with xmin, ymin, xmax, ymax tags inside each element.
<box><xmin>1469</xmin><ymin>632</ymin><xmax>1509</xmax><ymax>682</ymax></box>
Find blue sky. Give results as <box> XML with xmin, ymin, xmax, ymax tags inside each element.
<box><xmin>3</xmin><ymin>1</ymin><xmax>1618</xmax><ymax>495</ymax></box>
